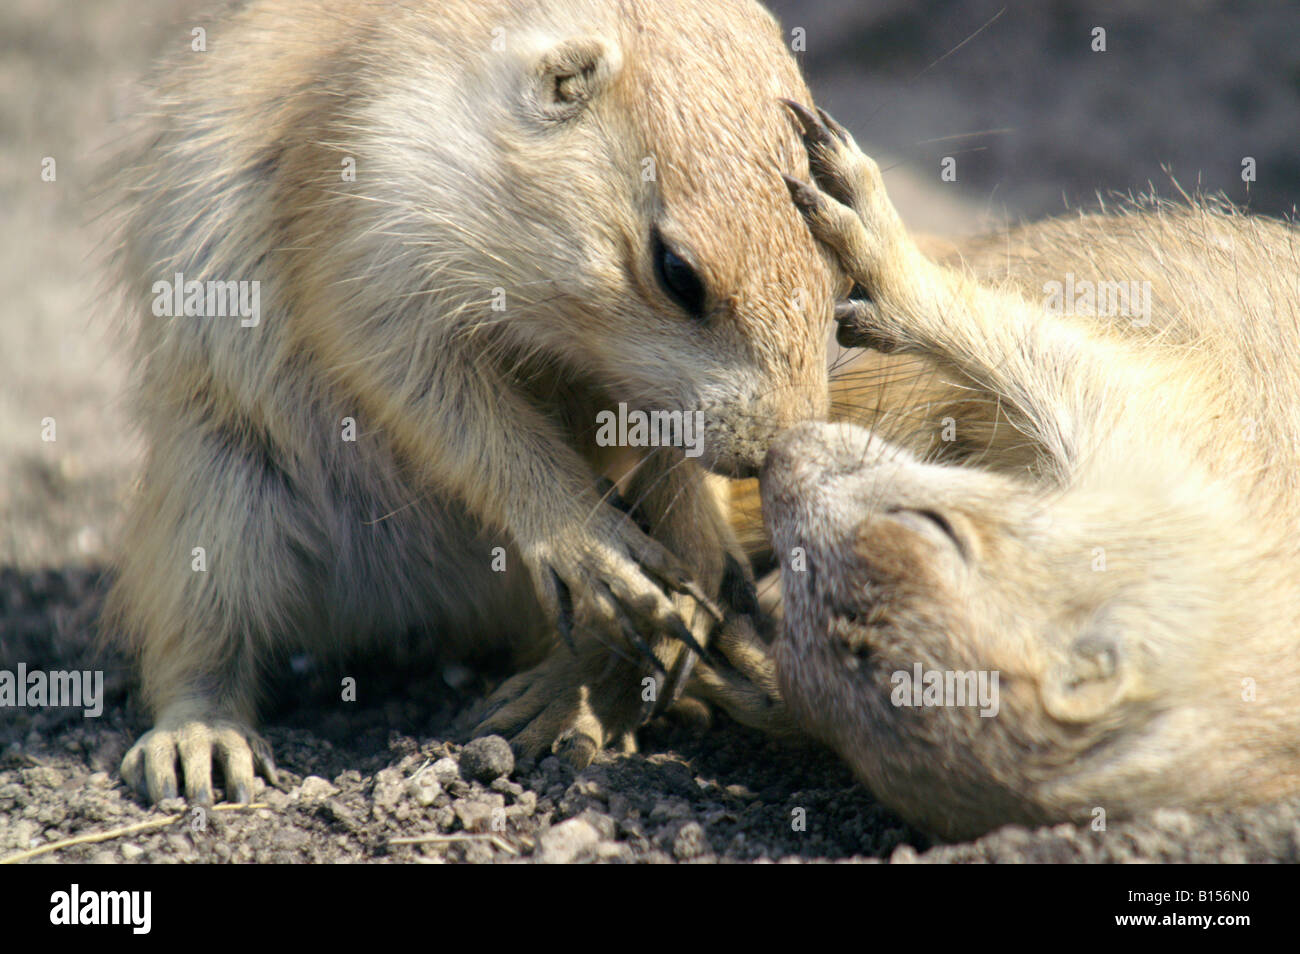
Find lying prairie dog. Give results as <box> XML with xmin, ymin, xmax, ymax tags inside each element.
<box><xmin>735</xmin><ymin>103</ymin><xmax>1300</xmax><ymax>840</ymax></box>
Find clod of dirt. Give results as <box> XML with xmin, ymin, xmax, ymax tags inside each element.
<box><xmin>459</xmin><ymin>736</ymin><xmax>514</xmax><ymax>784</ymax></box>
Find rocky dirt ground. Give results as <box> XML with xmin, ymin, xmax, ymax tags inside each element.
<box><xmin>2</xmin><ymin>1</ymin><xmax>1298</xmax><ymax>863</ymax></box>
<box><xmin>4</xmin><ymin>569</ymin><xmax>1298</xmax><ymax>863</ymax></box>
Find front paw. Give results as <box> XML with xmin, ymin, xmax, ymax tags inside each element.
<box><xmin>121</xmin><ymin>714</ymin><xmax>277</xmax><ymax>805</ymax></box>
<box><xmin>520</xmin><ymin>502</ymin><xmax>722</xmax><ymax>669</ymax></box>
<box><xmin>780</xmin><ymin>101</ymin><xmax>913</xmax><ymax>352</ymax></box>
<box><xmin>780</xmin><ymin>100</ymin><xmax>904</xmax><ymax>251</ymax></box>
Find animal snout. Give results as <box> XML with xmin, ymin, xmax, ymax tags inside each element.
<box><xmin>762</xmin><ymin>421</ymin><xmax>878</xmax><ymax>490</ymax></box>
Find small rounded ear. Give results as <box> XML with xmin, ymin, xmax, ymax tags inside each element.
<box><xmin>1040</xmin><ymin>628</ymin><xmax>1132</xmax><ymax>724</ymax></box>
<box><xmin>528</xmin><ymin>36</ymin><xmax>621</xmax><ymax>123</ymax></box>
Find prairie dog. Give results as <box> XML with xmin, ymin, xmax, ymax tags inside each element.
<box><xmin>105</xmin><ymin>0</ymin><xmax>834</xmax><ymax>803</ymax></box>
<box><xmin>757</xmin><ymin>105</ymin><xmax>1300</xmax><ymax>840</ymax></box>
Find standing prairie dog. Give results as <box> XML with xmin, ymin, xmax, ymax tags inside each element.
<box><xmin>105</xmin><ymin>0</ymin><xmax>834</xmax><ymax>803</ymax></box>
<box><xmin>753</xmin><ymin>104</ymin><xmax>1300</xmax><ymax>840</ymax></box>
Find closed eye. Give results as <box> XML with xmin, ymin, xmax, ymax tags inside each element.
<box><xmin>652</xmin><ymin>229</ymin><xmax>707</xmax><ymax>319</ymax></box>
<box><xmin>890</xmin><ymin>507</ymin><xmax>967</xmax><ymax>558</ymax></box>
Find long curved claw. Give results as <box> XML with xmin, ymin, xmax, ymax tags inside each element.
<box><xmin>675</xmin><ymin>578</ymin><xmax>724</xmax><ymax>624</ymax></box>
<box><xmin>834</xmin><ymin>300</ymin><xmax>896</xmax><ymax>352</ymax></box>
<box><xmin>780</xmin><ymin>98</ymin><xmax>836</xmax><ymax>151</ymax></box>
<box><xmin>616</xmin><ymin>613</ymin><xmax>667</xmax><ymax>677</ymax></box>
<box><xmin>549</xmin><ymin>568</ymin><xmax>578</xmax><ymax>654</ymax></box>
<box><xmin>782</xmin><ymin>172</ymin><xmax>822</xmax><ymax>210</ymax></box>
<box><xmin>816</xmin><ymin>105</ymin><xmax>852</xmax><ymax>144</ymax></box>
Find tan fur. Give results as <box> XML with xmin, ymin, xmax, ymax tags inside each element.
<box><xmin>734</xmin><ymin>112</ymin><xmax>1300</xmax><ymax>840</ymax></box>
<box><xmin>104</xmin><ymin>0</ymin><xmax>835</xmax><ymax>803</ymax></box>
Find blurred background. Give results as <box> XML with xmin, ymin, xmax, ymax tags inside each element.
<box><xmin>2</xmin><ymin>0</ymin><xmax>1299</xmax><ymax>570</ymax></box>
<box><xmin>768</xmin><ymin>0</ymin><xmax>1300</xmax><ymax>232</ymax></box>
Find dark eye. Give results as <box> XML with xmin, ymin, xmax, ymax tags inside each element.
<box><xmin>652</xmin><ymin>231</ymin><xmax>707</xmax><ymax>319</ymax></box>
